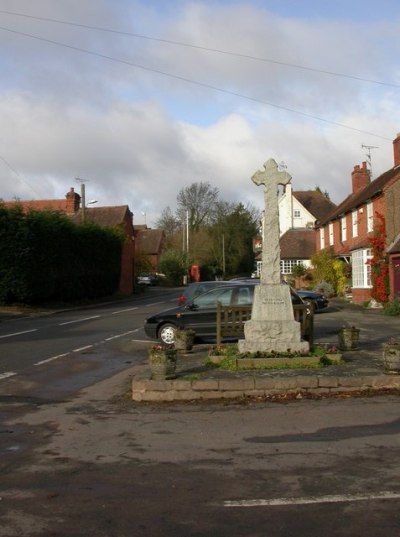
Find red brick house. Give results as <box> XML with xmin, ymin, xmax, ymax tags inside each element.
<box><xmin>3</xmin><ymin>188</ymin><xmax>135</xmax><ymax>296</ymax></box>
<box><xmin>315</xmin><ymin>134</ymin><xmax>400</xmax><ymax>304</ymax></box>
<box><xmin>134</xmin><ymin>225</ymin><xmax>165</xmax><ymax>273</ymax></box>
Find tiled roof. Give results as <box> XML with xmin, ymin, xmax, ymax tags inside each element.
<box><xmin>135</xmin><ymin>228</ymin><xmax>165</xmax><ymax>254</ymax></box>
<box><xmin>388</xmin><ymin>232</ymin><xmax>400</xmax><ymax>254</ymax></box>
<box><xmin>69</xmin><ymin>206</ymin><xmax>131</xmax><ymax>227</ymax></box>
<box><xmin>2</xmin><ymin>199</ymin><xmax>68</xmax><ymax>212</ymax></box>
<box><xmin>293</xmin><ymin>191</ymin><xmax>337</xmax><ymax>221</ymax></box>
<box><xmin>280</xmin><ymin>228</ymin><xmax>316</xmax><ymax>259</ymax></box>
<box><xmin>318</xmin><ymin>167</ymin><xmax>400</xmax><ymax>225</ymax></box>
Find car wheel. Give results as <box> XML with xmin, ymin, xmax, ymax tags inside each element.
<box><xmin>159</xmin><ymin>323</ymin><xmax>177</xmax><ymax>345</ymax></box>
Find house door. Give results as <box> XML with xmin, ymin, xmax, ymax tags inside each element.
<box><xmin>393</xmin><ymin>257</ymin><xmax>400</xmax><ymax>298</ymax></box>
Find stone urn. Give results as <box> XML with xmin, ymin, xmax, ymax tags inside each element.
<box><xmin>174</xmin><ymin>329</ymin><xmax>195</xmax><ymax>352</ymax></box>
<box><xmin>383</xmin><ymin>341</ymin><xmax>400</xmax><ymax>374</ymax></box>
<box><xmin>148</xmin><ymin>345</ymin><xmax>177</xmax><ymax>380</ymax></box>
<box><xmin>338</xmin><ymin>327</ymin><xmax>360</xmax><ymax>351</ymax></box>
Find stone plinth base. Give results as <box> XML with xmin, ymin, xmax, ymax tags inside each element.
<box><xmin>238</xmin><ymin>320</ymin><xmax>309</xmax><ymax>354</ymax></box>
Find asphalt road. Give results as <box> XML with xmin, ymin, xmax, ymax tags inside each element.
<box><xmin>1</xmin><ymin>290</ymin><xmax>400</xmax><ymax>536</ymax></box>
<box><xmin>0</xmin><ymin>287</ymin><xmax>179</xmax><ymax>382</ymax></box>
<box><xmin>1</xmin><ymin>382</ymin><xmax>399</xmax><ymax>537</ymax></box>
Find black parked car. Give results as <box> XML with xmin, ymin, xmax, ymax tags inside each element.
<box><xmin>178</xmin><ymin>281</ymin><xmax>232</xmax><ymax>305</ymax></box>
<box><xmin>296</xmin><ymin>290</ymin><xmax>329</xmax><ymax>312</ymax></box>
<box><xmin>145</xmin><ymin>281</ymin><xmax>312</xmax><ymax>344</ymax></box>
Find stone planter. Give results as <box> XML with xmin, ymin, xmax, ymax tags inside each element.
<box><xmin>148</xmin><ymin>347</ymin><xmax>177</xmax><ymax>380</ymax></box>
<box><xmin>383</xmin><ymin>342</ymin><xmax>400</xmax><ymax>374</ymax></box>
<box><xmin>326</xmin><ymin>353</ymin><xmax>343</xmax><ymax>364</ymax></box>
<box><xmin>338</xmin><ymin>327</ymin><xmax>360</xmax><ymax>351</ymax></box>
<box><xmin>174</xmin><ymin>329</ymin><xmax>195</xmax><ymax>352</ymax></box>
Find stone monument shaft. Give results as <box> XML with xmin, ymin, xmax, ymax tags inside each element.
<box><xmin>238</xmin><ymin>158</ymin><xmax>309</xmax><ymax>354</ymax></box>
<box><xmin>252</xmin><ymin>159</ymin><xmax>291</xmax><ymax>284</ymax></box>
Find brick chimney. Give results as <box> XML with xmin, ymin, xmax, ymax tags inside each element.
<box><xmin>65</xmin><ymin>187</ymin><xmax>81</xmax><ymax>214</ymax></box>
<box><xmin>351</xmin><ymin>161</ymin><xmax>370</xmax><ymax>194</ymax></box>
<box><xmin>393</xmin><ymin>133</ymin><xmax>400</xmax><ymax>168</ymax></box>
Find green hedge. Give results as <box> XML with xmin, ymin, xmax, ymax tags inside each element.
<box><xmin>0</xmin><ymin>204</ymin><xmax>123</xmax><ymax>304</ymax></box>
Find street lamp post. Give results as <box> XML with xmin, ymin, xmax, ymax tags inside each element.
<box><xmin>75</xmin><ymin>178</ymin><xmax>97</xmax><ymax>223</ymax></box>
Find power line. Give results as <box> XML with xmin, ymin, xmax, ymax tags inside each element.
<box><xmin>0</xmin><ymin>154</ymin><xmax>42</xmax><ymax>198</ymax></box>
<box><xmin>0</xmin><ymin>25</ymin><xmax>392</xmax><ymax>142</ymax></box>
<box><xmin>0</xmin><ymin>9</ymin><xmax>399</xmax><ymax>89</ymax></box>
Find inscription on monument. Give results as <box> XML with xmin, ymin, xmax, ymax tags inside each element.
<box><xmin>261</xmin><ymin>298</ymin><xmax>285</xmax><ymax>305</ymax></box>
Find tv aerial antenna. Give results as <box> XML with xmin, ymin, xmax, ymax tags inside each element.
<box><xmin>361</xmin><ymin>144</ymin><xmax>379</xmax><ymax>179</ymax></box>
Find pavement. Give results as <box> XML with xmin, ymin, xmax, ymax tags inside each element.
<box><xmin>132</xmin><ymin>343</ymin><xmax>400</xmax><ymax>402</ymax></box>
<box><xmin>131</xmin><ymin>298</ymin><xmax>400</xmax><ymax>402</ymax></box>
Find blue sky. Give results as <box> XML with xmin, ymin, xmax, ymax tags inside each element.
<box><xmin>0</xmin><ymin>0</ymin><xmax>399</xmax><ymax>225</ymax></box>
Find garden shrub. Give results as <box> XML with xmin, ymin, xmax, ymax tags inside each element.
<box><xmin>384</xmin><ymin>299</ymin><xmax>400</xmax><ymax>316</ymax></box>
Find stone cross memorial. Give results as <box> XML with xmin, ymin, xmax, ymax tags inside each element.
<box><xmin>238</xmin><ymin>158</ymin><xmax>309</xmax><ymax>354</ymax></box>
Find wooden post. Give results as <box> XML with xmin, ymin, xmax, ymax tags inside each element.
<box><xmin>216</xmin><ymin>302</ymin><xmax>222</xmax><ymax>347</ymax></box>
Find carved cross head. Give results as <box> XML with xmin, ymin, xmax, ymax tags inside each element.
<box><xmin>251</xmin><ymin>158</ymin><xmax>291</xmax><ymax>189</ymax></box>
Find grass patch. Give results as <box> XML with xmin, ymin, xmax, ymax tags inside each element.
<box><xmin>181</xmin><ymin>373</ymin><xmax>204</xmax><ymax>381</ymax></box>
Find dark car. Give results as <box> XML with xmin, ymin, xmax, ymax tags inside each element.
<box><xmin>296</xmin><ymin>290</ymin><xmax>329</xmax><ymax>312</ymax></box>
<box><xmin>145</xmin><ymin>281</ymin><xmax>311</xmax><ymax>345</ymax></box>
<box><xmin>178</xmin><ymin>281</ymin><xmax>232</xmax><ymax>305</ymax></box>
<box><xmin>137</xmin><ymin>273</ymin><xmax>158</xmax><ymax>286</ymax></box>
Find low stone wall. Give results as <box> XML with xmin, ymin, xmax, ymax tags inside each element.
<box><xmin>132</xmin><ymin>373</ymin><xmax>400</xmax><ymax>402</ymax></box>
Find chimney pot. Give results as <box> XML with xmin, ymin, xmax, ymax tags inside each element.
<box><xmin>351</xmin><ymin>162</ymin><xmax>370</xmax><ymax>194</ymax></box>
<box><xmin>65</xmin><ymin>186</ymin><xmax>81</xmax><ymax>213</ymax></box>
<box><xmin>393</xmin><ymin>133</ymin><xmax>400</xmax><ymax>167</ymax></box>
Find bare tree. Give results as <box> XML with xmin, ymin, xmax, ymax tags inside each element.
<box><xmin>176</xmin><ymin>182</ymin><xmax>219</xmax><ymax>231</ymax></box>
<box><xmin>155</xmin><ymin>206</ymin><xmax>180</xmax><ymax>237</ymax></box>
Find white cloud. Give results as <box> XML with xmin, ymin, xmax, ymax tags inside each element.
<box><xmin>0</xmin><ymin>1</ymin><xmax>399</xmax><ymax>226</ymax></box>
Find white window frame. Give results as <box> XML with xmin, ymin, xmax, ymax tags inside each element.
<box><xmin>352</xmin><ymin>248</ymin><xmax>372</xmax><ymax>288</ymax></box>
<box><xmin>293</xmin><ymin>209</ymin><xmax>301</xmax><ymax>218</ymax></box>
<box><xmin>329</xmin><ymin>223</ymin><xmax>334</xmax><ymax>246</ymax></box>
<box><xmin>320</xmin><ymin>227</ymin><xmax>325</xmax><ymax>249</ymax></box>
<box><xmin>352</xmin><ymin>210</ymin><xmax>358</xmax><ymax>238</ymax></box>
<box><xmin>367</xmin><ymin>201</ymin><xmax>374</xmax><ymax>233</ymax></box>
<box><xmin>280</xmin><ymin>259</ymin><xmax>303</xmax><ymax>275</ymax></box>
<box><xmin>341</xmin><ymin>216</ymin><xmax>347</xmax><ymax>242</ymax></box>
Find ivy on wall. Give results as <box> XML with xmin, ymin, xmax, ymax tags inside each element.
<box><xmin>367</xmin><ymin>212</ymin><xmax>390</xmax><ymax>303</ymax></box>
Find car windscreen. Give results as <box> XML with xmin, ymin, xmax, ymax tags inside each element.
<box><xmin>232</xmin><ymin>285</ymin><xmax>254</xmax><ymax>305</ymax></box>
<box><xmin>192</xmin><ymin>286</ymin><xmax>234</xmax><ymax>308</ymax></box>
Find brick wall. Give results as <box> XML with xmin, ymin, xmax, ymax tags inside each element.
<box><xmin>352</xmin><ymin>288</ymin><xmax>372</xmax><ymax>304</ymax></box>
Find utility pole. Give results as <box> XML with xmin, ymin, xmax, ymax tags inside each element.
<box><xmin>222</xmin><ymin>234</ymin><xmax>226</xmax><ymax>275</ymax></box>
<box><xmin>186</xmin><ymin>210</ymin><xmax>189</xmax><ymax>254</ymax></box>
<box><xmin>76</xmin><ymin>177</ymin><xmax>86</xmax><ymax>223</ymax></box>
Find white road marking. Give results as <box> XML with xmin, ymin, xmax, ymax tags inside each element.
<box><xmin>105</xmin><ymin>330</ymin><xmax>136</xmax><ymax>341</ymax></box>
<box><xmin>0</xmin><ymin>329</ymin><xmax>38</xmax><ymax>339</ymax></box>
<box><xmin>34</xmin><ymin>353</ymin><xmax>69</xmax><ymax>366</ymax></box>
<box><xmin>59</xmin><ymin>315</ymin><xmax>100</xmax><ymax>326</ymax></box>
<box><xmin>0</xmin><ymin>371</ymin><xmax>17</xmax><ymax>380</ymax></box>
<box><xmin>73</xmin><ymin>345</ymin><xmax>94</xmax><ymax>352</ymax></box>
<box><xmin>145</xmin><ymin>301</ymin><xmax>164</xmax><ymax>307</ymax></box>
<box><xmin>112</xmin><ymin>307</ymin><xmax>138</xmax><ymax>314</ymax></box>
<box><xmin>224</xmin><ymin>491</ymin><xmax>400</xmax><ymax>507</ymax></box>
